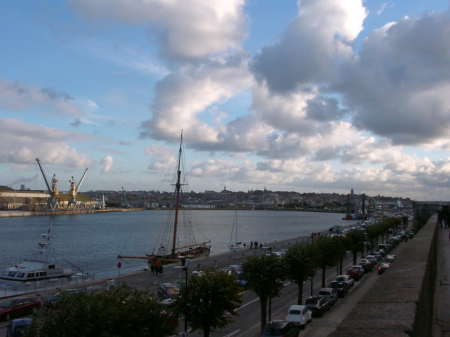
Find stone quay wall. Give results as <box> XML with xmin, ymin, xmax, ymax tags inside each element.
<box><xmin>329</xmin><ymin>215</ymin><xmax>438</xmax><ymax>337</ymax></box>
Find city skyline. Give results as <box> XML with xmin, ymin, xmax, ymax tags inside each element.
<box><xmin>1</xmin><ymin>0</ymin><xmax>450</xmax><ymax>200</ymax></box>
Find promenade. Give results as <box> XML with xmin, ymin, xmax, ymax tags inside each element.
<box><xmin>433</xmin><ymin>223</ymin><xmax>450</xmax><ymax>336</ymax></box>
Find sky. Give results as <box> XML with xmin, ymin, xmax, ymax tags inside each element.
<box><xmin>1</xmin><ymin>0</ymin><xmax>450</xmax><ymax>200</ymax></box>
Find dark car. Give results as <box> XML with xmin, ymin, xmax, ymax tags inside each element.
<box><xmin>0</xmin><ymin>297</ymin><xmax>42</xmax><ymax>321</ymax></box>
<box><xmin>261</xmin><ymin>320</ymin><xmax>300</xmax><ymax>337</ymax></box>
<box><xmin>359</xmin><ymin>259</ymin><xmax>373</xmax><ymax>272</ymax></box>
<box><xmin>317</xmin><ymin>288</ymin><xmax>338</xmax><ymax>306</ymax></box>
<box><xmin>6</xmin><ymin>318</ymin><xmax>33</xmax><ymax>337</ymax></box>
<box><xmin>346</xmin><ymin>265</ymin><xmax>364</xmax><ymax>280</ymax></box>
<box><xmin>328</xmin><ymin>281</ymin><xmax>348</xmax><ymax>298</ymax></box>
<box><xmin>305</xmin><ymin>296</ymin><xmax>330</xmax><ymax>317</ymax></box>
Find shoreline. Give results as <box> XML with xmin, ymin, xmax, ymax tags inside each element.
<box><xmin>0</xmin><ymin>207</ymin><xmax>345</xmax><ymax>218</ymax></box>
<box><xmin>0</xmin><ymin>208</ymin><xmax>145</xmax><ymax>218</ymax></box>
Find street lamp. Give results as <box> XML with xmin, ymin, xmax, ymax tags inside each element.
<box><xmin>182</xmin><ymin>258</ymin><xmax>190</xmax><ymax>335</ymax></box>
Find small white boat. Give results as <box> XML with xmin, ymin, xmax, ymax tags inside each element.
<box><xmin>1</xmin><ymin>260</ymin><xmax>73</xmax><ymax>282</ymax></box>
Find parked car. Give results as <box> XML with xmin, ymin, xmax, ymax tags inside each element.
<box><xmin>385</xmin><ymin>254</ymin><xmax>396</xmax><ymax>263</ymax></box>
<box><xmin>286</xmin><ymin>305</ymin><xmax>312</xmax><ymax>327</ymax></box>
<box><xmin>335</xmin><ymin>274</ymin><xmax>354</xmax><ymax>288</ymax></box>
<box><xmin>0</xmin><ymin>297</ymin><xmax>42</xmax><ymax>322</ymax></box>
<box><xmin>378</xmin><ymin>243</ymin><xmax>390</xmax><ymax>252</ymax></box>
<box><xmin>157</xmin><ymin>283</ymin><xmax>180</xmax><ymax>300</ymax></box>
<box><xmin>261</xmin><ymin>320</ymin><xmax>300</xmax><ymax>337</ymax></box>
<box><xmin>365</xmin><ymin>255</ymin><xmax>378</xmax><ymax>266</ymax></box>
<box><xmin>318</xmin><ymin>288</ymin><xmax>338</xmax><ymax>306</ymax></box>
<box><xmin>6</xmin><ymin>318</ymin><xmax>33</xmax><ymax>337</ymax></box>
<box><xmin>346</xmin><ymin>265</ymin><xmax>364</xmax><ymax>280</ymax></box>
<box><xmin>42</xmin><ymin>294</ymin><xmax>61</xmax><ymax>308</ymax></box>
<box><xmin>328</xmin><ymin>281</ymin><xmax>348</xmax><ymax>298</ymax></box>
<box><xmin>305</xmin><ymin>296</ymin><xmax>330</xmax><ymax>317</ymax></box>
<box><xmin>377</xmin><ymin>262</ymin><xmax>391</xmax><ymax>275</ymax></box>
<box><xmin>359</xmin><ymin>258</ymin><xmax>373</xmax><ymax>272</ymax></box>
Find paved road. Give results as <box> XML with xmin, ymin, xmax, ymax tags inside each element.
<box><xmin>186</xmin><ymin>253</ymin><xmax>361</xmax><ymax>337</ymax></box>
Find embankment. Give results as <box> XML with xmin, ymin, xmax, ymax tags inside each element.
<box><xmin>329</xmin><ymin>215</ymin><xmax>438</xmax><ymax>337</ymax></box>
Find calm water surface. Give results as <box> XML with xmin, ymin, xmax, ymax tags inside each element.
<box><xmin>0</xmin><ymin>210</ymin><xmax>353</xmax><ymax>279</ymax></box>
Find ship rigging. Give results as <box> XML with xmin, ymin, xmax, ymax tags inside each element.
<box><xmin>118</xmin><ymin>131</ymin><xmax>210</xmax><ymax>264</ymax></box>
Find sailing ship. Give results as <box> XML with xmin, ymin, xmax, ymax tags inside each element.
<box><xmin>118</xmin><ymin>132</ymin><xmax>211</xmax><ymax>264</ymax></box>
<box><xmin>0</xmin><ymin>219</ymin><xmax>73</xmax><ymax>282</ymax></box>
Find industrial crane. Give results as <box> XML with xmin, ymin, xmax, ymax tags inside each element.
<box><xmin>35</xmin><ymin>158</ymin><xmax>59</xmax><ymax>210</ymax></box>
<box><xmin>68</xmin><ymin>168</ymin><xmax>88</xmax><ymax>207</ymax></box>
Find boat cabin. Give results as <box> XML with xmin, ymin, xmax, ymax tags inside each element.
<box><xmin>1</xmin><ymin>261</ymin><xmax>72</xmax><ymax>281</ymax></box>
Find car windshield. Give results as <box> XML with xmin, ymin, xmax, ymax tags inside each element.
<box><xmin>319</xmin><ymin>291</ymin><xmax>330</xmax><ymax>296</ymax></box>
<box><xmin>289</xmin><ymin>310</ymin><xmax>301</xmax><ymax>315</ymax></box>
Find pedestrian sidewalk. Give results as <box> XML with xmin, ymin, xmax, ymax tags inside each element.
<box><xmin>433</xmin><ymin>225</ymin><xmax>450</xmax><ymax>337</ymax></box>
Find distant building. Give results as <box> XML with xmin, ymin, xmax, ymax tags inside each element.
<box><xmin>0</xmin><ymin>186</ymin><xmax>96</xmax><ymax>210</ymax></box>
<box><xmin>0</xmin><ymin>186</ymin><xmax>49</xmax><ymax>210</ymax></box>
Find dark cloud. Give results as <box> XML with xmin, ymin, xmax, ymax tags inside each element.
<box><xmin>306</xmin><ymin>96</ymin><xmax>347</xmax><ymax>121</ymax></box>
<box><xmin>337</xmin><ymin>12</ymin><xmax>450</xmax><ymax>144</ymax></box>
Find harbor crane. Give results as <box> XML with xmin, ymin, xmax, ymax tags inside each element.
<box><xmin>68</xmin><ymin>168</ymin><xmax>88</xmax><ymax>207</ymax></box>
<box><xmin>35</xmin><ymin>158</ymin><xmax>59</xmax><ymax>210</ymax></box>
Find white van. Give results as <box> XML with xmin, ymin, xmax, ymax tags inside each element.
<box><xmin>286</xmin><ymin>304</ymin><xmax>312</xmax><ymax>327</ymax></box>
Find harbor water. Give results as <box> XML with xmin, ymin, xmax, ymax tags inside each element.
<box><xmin>0</xmin><ymin>210</ymin><xmax>355</xmax><ymax>284</ymax></box>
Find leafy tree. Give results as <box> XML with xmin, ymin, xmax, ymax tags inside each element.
<box><xmin>243</xmin><ymin>255</ymin><xmax>285</xmax><ymax>332</ymax></box>
<box><xmin>311</xmin><ymin>237</ymin><xmax>340</xmax><ymax>288</ymax></box>
<box><xmin>345</xmin><ymin>229</ymin><xmax>366</xmax><ymax>264</ymax></box>
<box><xmin>28</xmin><ymin>285</ymin><xmax>177</xmax><ymax>337</ymax></box>
<box><xmin>283</xmin><ymin>243</ymin><xmax>315</xmax><ymax>305</ymax></box>
<box><xmin>176</xmin><ymin>270</ymin><xmax>242</xmax><ymax>337</ymax></box>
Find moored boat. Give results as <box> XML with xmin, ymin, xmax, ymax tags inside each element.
<box><xmin>119</xmin><ymin>131</ymin><xmax>211</xmax><ymax>265</ymax></box>
<box><xmin>1</xmin><ymin>260</ymin><xmax>73</xmax><ymax>282</ymax></box>
<box><xmin>1</xmin><ymin>218</ymin><xmax>74</xmax><ymax>282</ymax></box>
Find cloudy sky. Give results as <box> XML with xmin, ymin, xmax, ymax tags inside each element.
<box><xmin>1</xmin><ymin>0</ymin><xmax>450</xmax><ymax>200</ymax></box>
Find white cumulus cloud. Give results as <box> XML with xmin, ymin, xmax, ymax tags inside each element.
<box><xmin>100</xmin><ymin>155</ymin><xmax>113</xmax><ymax>173</ymax></box>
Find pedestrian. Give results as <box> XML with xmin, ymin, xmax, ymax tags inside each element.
<box><xmin>250</xmin><ymin>241</ymin><xmax>253</xmax><ymax>249</ymax></box>
<box><xmin>150</xmin><ymin>262</ymin><xmax>155</xmax><ymax>275</ymax></box>
<box><xmin>255</xmin><ymin>241</ymin><xmax>258</xmax><ymax>248</ymax></box>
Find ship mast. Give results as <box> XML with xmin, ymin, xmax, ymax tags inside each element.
<box><xmin>171</xmin><ymin>131</ymin><xmax>184</xmax><ymax>256</ymax></box>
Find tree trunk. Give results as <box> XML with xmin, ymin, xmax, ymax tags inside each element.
<box><xmin>297</xmin><ymin>278</ymin><xmax>304</xmax><ymax>304</ymax></box>
<box><xmin>339</xmin><ymin>256</ymin><xmax>343</xmax><ymax>275</ymax></box>
<box><xmin>310</xmin><ymin>275</ymin><xmax>314</xmax><ymax>296</ymax></box>
<box><xmin>321</xmin><ymin>266</ymin><xmax>326</xmax><ymax>288</ymax></box>
<box><xmin>260</xmin><ymin>297</ymin><xmax>268</xmax><ymax>333</ymax></box>
<box><xmin>268</xmin><ymin>296</ymin><xmax>272</xmax><ymax>322</ymax></box>
<box><xmin>204</xmin><ymin>326</ymin><xmax>210</xmax><ymax>337</ymax></box>
<box><xmin>353</xmin><ymin>251</ymin><xmax>357</xmax><ymax>265</ymax></box>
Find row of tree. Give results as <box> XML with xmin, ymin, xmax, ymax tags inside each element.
<box><xmin>242</xmin><ymin>216</ymin><xmax>403</xmax><ymax>331</ymax></box>
<box><xmin>27</xmin><ymin>217</ymin><xmax>403</xmax><ymax>337</ymax></box>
